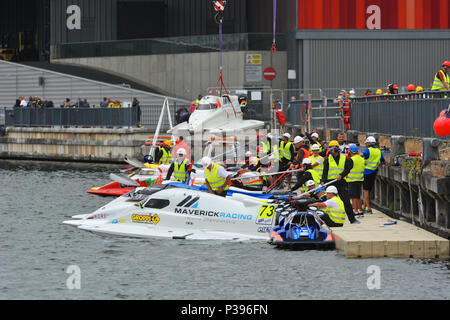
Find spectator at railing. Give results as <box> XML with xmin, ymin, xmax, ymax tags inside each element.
<box><xmin>77</xmin><ymin>98</ymin><xmax>90</xmax><ymax>108</ymax></box>
<box><xmin>63</xmin><ymin>98</ymin><xmax>71</xmax><ymax>108</ymax></box>
<box><xmin>20</xmin><ymin>97</ymin><xmax>28</xmax><ymax>108</ymax></box>
<box><xmin>132</xmin><ymin>97</ymin><xmax>141</xmax><ymax>127</ymax></box>
<box><xmin>100</xmin><ymin>97</ymin><xmax>109</xmax><ymax>108</ymax></box>
<box><xmin>364</xmin><ymin>90</ymin><xmax>373</xmax><ymax>96</ymax></box>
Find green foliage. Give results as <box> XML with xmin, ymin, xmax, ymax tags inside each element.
<box><xmin>402</xmin><ymin>156</ymin><xmax>422</xmax><ymax>181</ymax></box>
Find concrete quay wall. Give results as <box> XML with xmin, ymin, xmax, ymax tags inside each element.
<box><xmin>0</xmin><ymin>127</ymin><xmax>151</xmax><ymax>163</ymax></box>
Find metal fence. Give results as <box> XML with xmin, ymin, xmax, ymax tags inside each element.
<box><xmin>3</xmin><ymin>107</ymin><xmax>140</xmax><ymax>128</ymax></box>
<box><xmin>350</xmin><ymin>92</ymin><xmax>450</xmax><ymax>138</ymax></box>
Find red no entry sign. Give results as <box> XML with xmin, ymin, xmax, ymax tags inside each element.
<box><xmin>263</xmin><ymin>67</ymin><xmax>277</xmax><ymax>81</ymax></box>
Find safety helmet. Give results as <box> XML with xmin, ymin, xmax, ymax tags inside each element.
<box><xmin>328</xmin><ymin>140</ymin><xmax>340</xmax><ymax>148</ymax></box>
<box><xmin>177</xmin><ymin>148</ymin><xmax>186</xmax><ymax>155</ymax></box>
<box><xmin>311</xmin><ymin>144</ymin><xmax>320</xmax><ymax>151</ymax></box>
<box><xmin>349</xmin><ymin>144</ymin><xmax>359</xmax><ymax>153</ymax></box>
<box><xmin>407</xmin><ymin>84</ymin><xmax>415</xmax><ymax>92</ymax></box>
<box><xmin>164</xmin><ymin>140</ymin><xmax>172</xmax><ymax>148</ymax></box>
<box><xmin>201</xmin><ymin>156</ymin><xmax>212</xmax><ymax>168</ymax></box>
<box><xmin>443</xmin><ymin>61</ymin><xmax>450</xmax><ymax>68</ymax></box>
<box><xmin>293</xmin><ymin>136</ymin><xmax>304</xmax><ymax>144</ymax></box>
<box><xmin>283</xmin><ymin>132</ymin><xmax>291</xmax><ymax>139</ymax></box>
<box><xmin>249</xmin><ymin>156</ymin><xmax>258</xmax><ymax>166</ymax></box>
<box><xmin>416</xmin><ymin>86</ymin><xmax>424</xmax><ymax>92</ymax></box>
<box><xmin>245</xmin><ymin>151</ymin><xmax>253</xmax><ymax>157</ymax></box>
<box><xmin>376</xmin><ymin>89</ymin><xmax>382</xmax><ymax>95</ymax></box>
<box><xmin>267</xmin><ymin>133</ymin><xmax>273</xmax><ymax>139</ymax></box>
<box><xmin>393</xmin><ymin>84</ymin><xmax>399</xmax><ymax>90</ymax></box>
<box><xmin>302</xmin><ymin>158</ymin><xmax>312</xmax><ymax>165</ymax></box>
<box><xmin>306</xmin><ymin>180</ymin><xmax>315</xmax><ymax>187</ymax></box>
<box><xmin>326</xmin><ymin>186</ymin><xmax>338</xmax><ymax>194</ymax></box>
<box><xmin>365</xmin><ymin>136</ymin><xmax>376</xmax><ymax>144</ymax></box>
<box><xmin>349</xmin><ymin>89</ymin><xmax>356</xmax><ymax>95</ymax></box>
<box><xmin>311</xmin><ymin>132</ymin><xmax>319</xmax><ymax>139</ymax></box>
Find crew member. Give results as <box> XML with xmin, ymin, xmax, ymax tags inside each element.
<box><xmin>309</xmin><ymin>144</ymin><xmax>324</xmax><ymax>180</ymax></box>
<box><xmin>345</xmin><ymin>144</ymin><xmax>365</xmax><ymax>216</ymax></box>
<box><xmin>306</xmin><ymin>132</ymin><xmax>322</xmax><ymax>153</ymax></box>
<box><xmin>289</xmin><ymin>158</ymin><xmax>321</xmax><ymax>193</ymax></box>
<box><xmin>292</xmin><ymin>136</ymin><xmax>311</xmax><ymax>167</ymax></box>
<box><xmin>278</xmin><ymin>133</ymin><xmax>295</xmax><ymax>188</ymax></box>
<box><xmin>310</xmin><ymin>186</ymin><xmax>347</xmax><ymax>227</ymax></box>
<box><xmin>165</xmin><ymin>148</ymin><xmax>192</xmax><ymax>183</ymax></box>
<box><xmin>153</xmin><ymin>140</ymin><xmax>173</xmax><ymax>164</ymax></box>
<box><xmin>321</xmin><ymin>144</ymin><xmax>360</xmax><ymax>224</ymax></box>
<box><xmin>300</xmin><ymin>180</ymin><xmax>327</xmax><ymax>202</ymax></box>
<box><xmin>202</xmin><ymin>156</ymin><xmax>231</xmax><ymax>197</ymax></box>
<box><xmin>431</xmin><ymin>61</ymin><xmax>450</xmax><ymax>91</ymax></box>
<box><xmin>361</xmin><ymin>136</ymin><xmax>385</xmax><ymax>214</ymax></box>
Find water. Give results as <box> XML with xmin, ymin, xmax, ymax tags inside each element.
<box><xmin>0</xmin><ymin>160</ymin><xmax>449</xmax><ymax>300</ymax></box>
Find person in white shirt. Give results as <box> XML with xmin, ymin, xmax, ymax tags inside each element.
<box><xmin>20</xmin><ymin>97</ymin><xmax>28</xmax><ymax>108</ymax></box>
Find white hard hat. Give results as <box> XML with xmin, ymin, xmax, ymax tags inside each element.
<box><xmin>311</xmin><ymin>144</ymin><xmax>320</xmax><ymax>151</ymax></box>
<box><xmin>349</xmin><ymin>89</ymin><xmax>356</xmax><ymax>95</ymax></box>
<box><xmin>201</xmin><ymin>156</ymin><xmax>212</xmax><ymax>167</ymax></box>
<box><xmin>249</xmin><ymin>156</ymin><xmax>258</xmax><ymax>165</ymax></box>
<box><xmin>267</xmin><ymin>133</ymin><xmax>273</xmax><ymax>139</ymax></box>
<box><xmin>245</xmin><ymin>151</ymin><xmax>253</xmax><ymax>157</ymax></box>
<box><xmin>302</xmin><ymin>158</ymin><xmax>312</xmax><ymax>165</ymax></box>
<box><xmin>177</xmin><ymin>148</ymin><xmax>186</xmax><ymax>155</ymax></box>
<box><xmin>311</xmin><ymin>132</ymin><xmax>319</xmax><ymax>139</ymax></box>
<box><xmin>283</xmin><ymin>132</ymin><xmax>291</xmax><ymax>139</ymax></box>
<box><xmin>365</xmin><ymin>136</ymin><xmax>376</xmax><ymax>144</ymax></box>
<box><xmin>306</xmin><ymin>180</ymin><xmax>315</xmax><ymax>187</ymax></box>
<box><xmin>293</xmin><ymin>136</ymin><xmax>304</xmax><ymax>144</ymax></box>
<box><xmin>326</xmin><ymin>186</ymin><xmax>338</xmax><ymax>194</ymax></box>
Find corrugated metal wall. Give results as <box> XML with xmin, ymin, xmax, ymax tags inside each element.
<box><xmin>0</xmin><ymin>60</ymin><xmax>188</xmax><ymax>108</ymax></box>
<box><xmin>303</xmin><ymin>39</ymin><xmax>450</xmax><ymax>91</ymax></box>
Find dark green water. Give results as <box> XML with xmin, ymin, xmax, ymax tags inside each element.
<box><xmin>0</xmin><ymin>160</ymin><xmax>449</xmax><ymax>300</ymax></box>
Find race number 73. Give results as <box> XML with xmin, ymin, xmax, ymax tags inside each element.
<box><xmin>258</xmin><ymin>204</ymin><xmax>276</xmax><ymax>218</ymax></box>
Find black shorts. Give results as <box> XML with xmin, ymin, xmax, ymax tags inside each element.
<box><xmin>348</xmin><ymin>181</ymin><xmax>362</xmax><ymax>199</ymax></box>
<box><xmin>363</xmin><ymin>170</ymin><xmax>378</xmax><ymax>191</ymax></box>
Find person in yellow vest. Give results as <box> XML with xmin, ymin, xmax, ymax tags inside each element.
<box><xmin>278</xmin><ymin>133</ymin><xmax>295</xmax><ymax>188</ymax></box>
<box><xmin>321</xmin><ymin>142</ymin><xmax>360</xmax><ymax>224</ymax></box>
<box><xmin>154</xmin><ymin>140</ymin><xmax>173</xmax><ymax>164</ymax></box>
<box><xmin>346</xmin><ymin>144</ymin><xmax>365</xmax><ymax>217</ymax></box>
<box><xmin>310</xmin><ymin>186</ymin><xmax>347</xmax><ymax>227</ymax></box>
<box><xmin>309</xmin><ymin>144</ymin><xmax>324</xmax><ymax>181</ymax></box>
<box><xmin>165</xmin><ymin>148</ymin><xmax>192</xmax><ymax>183</ymax></box>
<box><xmin>201</xmin><ymin>156</ymin><xmax>231</xmax><ymax>197</ymax></box>
<box><xmin>289</xmin><ymin>158</ymin><xmax>320</xmax><ymax>193</ymax></box>
<box><xmin>361</xmin><ymin>136</ymin><xmax>385</xmax><ymax>214</ymax></box>
<box><xmin>431</xmin><ymin>61</ymin><xmax>450</xmax><ymax>91</ymax></box>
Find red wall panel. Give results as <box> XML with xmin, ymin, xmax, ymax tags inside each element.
<box><xmin>298</xmin><ymin>0</ymin><xmax>450</xmax><ymax>29</ymax></box>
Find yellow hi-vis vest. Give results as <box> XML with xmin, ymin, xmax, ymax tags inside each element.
<box><xmin>156</xmin><ymin>146</ymin><xmax>172</xmax><ymax>164</ymax></box>
<box><xmin>306</xmin><ymin>169</ymin><xmax>321</xmax><ymax>184</ymax></box>
<box><xmin>173</xmin><ymin>159</ymin><xmax>188</xmax><ymax>182</ymax></box>
<box><xmin>205</xmin><ymin>163</ymin><xmax>229</xmax><ymax>191</ymax></box>
<box><xmin>346</xmin><ymin>155</ymin><xmax>365</xmax><ymax>182</ymax></box>
<box><xmin>271</xmin><ymin>145</ymin><xmax>280</xmax><ymax>161</ymax></box>
<box><xmin>327</xmin><ymin>154</ymin><xmax>346</xmax><ymax>180</ymax></box>
<box><xmin>280</xmin><ymin>141</ymin><xmax>293</xmax><ymax>161</ymax></box>
<box><xmin>309</xmin><ymin>155</ymin><xmax>324</xmax><ymax>179</ymax></box>
<box><xmin>364</xmin><ymin>147</ymin><xmax>381</xmax><ymax>171</ymax></box>
<box><xmin>432</xmin><ymin>70</ymin><xmax>450</xmax><ymax>91</ymax></box>
<box><xmin>261</xmin><ymin>141</ymin><xmax>271</xmax><ymax>154</ymax></box>
<box><xmin>325</xmin><ymin>195</ymin><xmax>346</xmax><ymax>224</ymax></box>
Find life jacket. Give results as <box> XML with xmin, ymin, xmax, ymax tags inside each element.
<box><xmin>432</xmin><ymin>70</ymin><xmax>450</xmax><ymax>91</ymax></box>
<box><xmin>205</xmin><ymin>163</ymin><xmax>229</xmax><ymax>191</ymax></box>
<box><xmin>364</xmin><ymin>147</ymin><xmax>381</xmax><ymax>171</ymax></box>
<box><xmin>280</xmin><ymin>141</ymin><xmax>293</xmax><ymax>161</ymax></box>
<box><xmin>155</xmin><ymin>146</ymin><xmax>172</xmax><ymax>164</ymax></box>
<box><xmin>324</xmin><ymin>195</ymin><xmax>346</xmax><ymax>224</ymax></box>
<box><xmin>173</xmin><ymin>159</ymin><xmax>188</xmax><ymax>182</ymax></box>
<box><xmin>309</xmin><ymin>154</ymin><xmax>324</xmax><ymax>179</ymax></box>
<box><xmin>327</xmin><ymin>154</ymin><xmax>346</xmax><ymax>180</ymax></box>
<box><xmin>345</xmin><ymin>155</ymin><xmax>365</xmax><ymax>182</ymax></box>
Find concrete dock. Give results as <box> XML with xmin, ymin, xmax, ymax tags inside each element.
<box><xmin>330</xmin><ymin>209</ymin><xmax>450</xmax><ymax>259</ymax></box>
